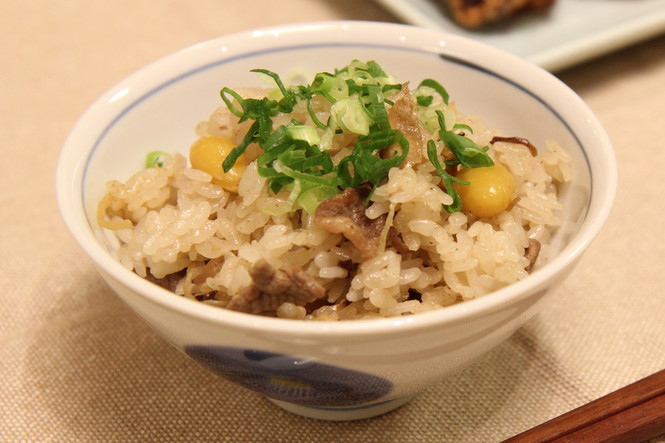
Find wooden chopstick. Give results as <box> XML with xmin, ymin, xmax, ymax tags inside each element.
<box><xmin>503</xmin><ymin>369</ymin><xmax>665</xmax><ymax>443</ymax></box>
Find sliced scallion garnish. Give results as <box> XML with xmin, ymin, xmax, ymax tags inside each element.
<box><xmin>216</xmin><ymin>60</ymin><xmax>493</xmax><ymax>214</ymax></box>
<box><xmin>145</xmin><ymin>150</ymin><xmax>169</xmax><ymax>168</ymax></box>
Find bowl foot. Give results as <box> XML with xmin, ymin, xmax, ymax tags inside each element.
<box><xmin>266</xmin><ymin>395</ymin><xmax>414</xmax><ymax>421</ymax></box>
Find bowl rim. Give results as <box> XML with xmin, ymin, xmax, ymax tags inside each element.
<box><xmin>56</xmin><ymin>20</ymin><xmax>617</xmax><ymax>338</ymax></box>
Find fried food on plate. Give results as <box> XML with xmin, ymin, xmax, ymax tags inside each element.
<box><xmin>443</xmin><ymin>0</ymin><xmax>556</xmax><ymax>28</ymax></box>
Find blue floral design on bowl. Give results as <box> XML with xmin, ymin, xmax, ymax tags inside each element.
<box><xmin>185</xmin><ymin>345</ymin><xmax>393</xmax><ymax>407</ymax></box>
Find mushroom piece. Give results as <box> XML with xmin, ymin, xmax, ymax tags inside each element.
<box><xmin>490</xmin><ymin>136</ymin><xmax>538</xmax><ymax>157</ymax></box>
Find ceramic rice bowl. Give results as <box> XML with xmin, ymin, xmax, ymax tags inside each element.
<box><xmin>56</xmin><ymin>21</ymin><xmax>616</xmax><ymax>420</ymax></box>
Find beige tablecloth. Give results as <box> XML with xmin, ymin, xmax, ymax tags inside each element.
<box><xmin>3</xmin><ymin>1</ymin><xmax>665</xmax><ymax>441</ymax></box>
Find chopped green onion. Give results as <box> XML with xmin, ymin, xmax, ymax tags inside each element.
<box><xmin>427</xmin><ymin>141</ymin><xmax>467</xmax><ymax>213</ymax></box>
<box><xmin>440</xmin><ymin>130</ymin><xmax>494</xmax><ymax>169</ymax></box>
<box><xmin>219</xmin><ymin>87</ymin><xmax>247</xmax><ymax>119</ymax></box>
<box><xmin>286</xmin><ymin>123</ymin><xmax>320</xmax><ymax>146</ymax></box>
<box><xmin>417</xmin><ymin>95</ymin><xmax>433</xmax><ymax>107</ymax></box>
<box><xmin>145</xmin><ymin>150</ymin><xmax>169</xmax><ymax>168</ymax></box>
<box><xmin>216</xmin><ymin>60</ymin><xmax>489</xmax><ymax>214</ymax></box>
<box><xmin>365</xmin><ymin>84</ymin><xmax>391</xmax><ymax>131</ymax></box>
<box><xmin>222</xmin><ymin>120</ymin><xmax>259</xmax><ymax>172</ymax></box>
<box><xmin>297</xmin><ymin>186</ymin><xmax>340</xmax><ymax>214</ymax></box>
<box><xmin>366</xmin><ymin>60</ymin><xmax>388</xmax><ymax>78</ymax></box>
<box><xmin>436</xmin><ymin>111</ymin><xmax>493</xmax><ymax>169</ymax></box>
<box><xmin>453</xmin><ymin>123</ymin><xmax>474</xmax><ymax>133</ymax></box>
<box><xmin>418</xmin><ymin>79</ymin><xmax>450</xmax><ymax>105</ymax></box>
<box><xmin>306</xmin><ymin>99</ymin><xmax>328</xmax><ymax>130</ymax></box>
<box><xmin>331</xmin><ymin>97</ymin><xmax>373</xmax><ymax>135</ymax></box>
<box><xmin>273</xmin><ymin>160</ymin><xmax>339</xmax><ymax>187</ymax></box>
<box><xmin>311</xmin><ymin>73</ymin><xmax>348</xmax><ymax>102</ymax></box>
<box><xmin>421</xmin><ymin>103</ymin><xmax>456</xmax><ymax>133</ymax></box>
<box><xmin>337</xmin><ymin>129</ymin><xmax>409</xmax><ymax>191</ymax></box>
<box><xmin>251</xmin><ymin>69</ymin><xmax>289</xmax><ymax>99</ymax></box>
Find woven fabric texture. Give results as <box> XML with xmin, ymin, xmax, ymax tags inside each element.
<box><xmin>2</xmin><ymin>1</ymin><xmax>664</xmax><ymax>441</ymax></box>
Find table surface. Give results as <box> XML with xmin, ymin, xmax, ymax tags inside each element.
<box><xmin>3</xmin><ymin>1</ymin><xmax>665</xmax><ymax>441</ymax></box>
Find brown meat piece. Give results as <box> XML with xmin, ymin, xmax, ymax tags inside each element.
<box><xmin>314</xmin><ymin>187</ymin><xmax>386</xmax><ymax>259</ymax></box>
<box><xmin>145</xmin><ymin>269</ymin><xmax>185</xmax><ymax>292</ymax></box>
<box><xmin>443</xmin><ymin>0</ymin><xmax>555</xmax><ymax>28</ymax></box>
<box><xmin>227</xmin><ymin>259</ymin><xmax>326</xmax><ymax>315</ymax></box>
<box><xmin>385</xmin><ymin>85</ymin><xmax>426</xmax><ymax>168</ymax></box>
<box><xmin>525</xmin><ymin>238</ymin><xmax>541</xmax><ymax>272</ymax></box>
<box><xmin>387</xmin><ymin>227</ymin><xmax>410</xmax><ymax>256</ymax></box>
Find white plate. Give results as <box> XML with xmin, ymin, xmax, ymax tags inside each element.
<box><xmin>374</xmin><ymin>0</ymin><xmax>665</xmax><ymax>71</ymax></box>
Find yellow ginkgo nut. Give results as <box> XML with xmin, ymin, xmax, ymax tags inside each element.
<box><xmin>454</xmin><ymin>164</ymin><xmax>515</xmax><ymax>218</ymax></box>
<box><xmin>189</xmin><ymin>135</ymin><xmax>246</xmax><ymax>193</ymax></box>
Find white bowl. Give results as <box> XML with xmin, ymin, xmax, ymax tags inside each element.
<box><xmin>56</xmin><ymin>21</ymin><xmax>616</xmax><ymax>421</ymax></box>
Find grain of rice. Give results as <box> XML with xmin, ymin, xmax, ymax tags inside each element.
<box><xmin>276</xmin><ymin>302</ymin><xmax>307</xmax><ymax>320</ymax></box>
<box><xmin>399</xmin><ymin>268</ymin><xmax>421</xmax><ymax>285</ymax></box>
<box><xmin>444</xmin><ymin>257</ymin><xmax>479</xmax><ymax>273</ymax></box>
<box><xmin>369</xmin><ymin>288</ymin><xmax>398</xmax><ymax>309</ymax></box>
<box><xmin>319</xmin><ymin>266</ymin><xmax>348</xmax><ymax>279</ymax></box>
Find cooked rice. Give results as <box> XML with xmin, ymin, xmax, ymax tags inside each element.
<box><xmin>98</xmin><ymin>87</ymin><xmax>572</xmax><ymax>321</ymax></box>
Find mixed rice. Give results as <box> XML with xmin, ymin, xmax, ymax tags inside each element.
<box><xmin>97</xmin><ymin>60</ymin><xmax>572</xmax><ymax>320</ymax></box>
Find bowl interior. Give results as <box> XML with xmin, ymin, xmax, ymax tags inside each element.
<box><xmin>58</xmin><ymin>21</ymin><xmax>614</xmax><ymax>334</ymax></box>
